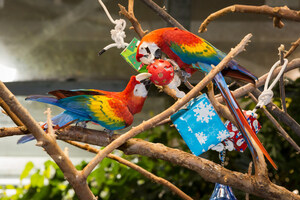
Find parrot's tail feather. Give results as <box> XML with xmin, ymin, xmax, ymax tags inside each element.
<box><xmin>234</xmin><ymin>104</ymin><xmax>278</xmax><ymax>170</ymax></box>
<box><xmin>17</xmin><ymin>112</ymin><xmax>78</xmax><ymax>144</ymax></box>
<box><xmin>17</xmin><ymin>135</ymin><xmax>35</xmax><ymax>144</ymax></box>
<box><xmin>222</xmin><ymin>60</ymin><xmax>257</xmax><ymax>84</ymax></box>
<box><xmin>214</xmin><ymin>73</ymin><xmax>277</xmax><ymax>170</ymax></box>
<box><xmin>43</xmin><ymin>112</ymin><xmax>78</xmax><ymax>129</ymax></box>
<box><xmin>25</xmin><ymin>95</ymin><xmax>58</xmax><ymax>105</ymax></box>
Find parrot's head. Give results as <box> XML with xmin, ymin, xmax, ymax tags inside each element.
<box><xmin>136</xmin><ymin>42</ymin><xmax>162</xmax><ymax>64</ymax></box>
<box><xmin>123</xmin><ymin>73</ymin><xmax>152</xmax><ymax>114</ymax></box>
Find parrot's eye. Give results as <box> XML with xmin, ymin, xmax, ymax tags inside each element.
<box><xmin>154</xmin><ymin>48</ymin><xmax>162</xmax><ymax>59</ymax></box>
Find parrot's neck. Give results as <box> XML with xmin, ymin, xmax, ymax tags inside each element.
<box><xmin>126</xmin><ymin>96</ymin><xmax>146</xmax><ymax>115</ymax></box>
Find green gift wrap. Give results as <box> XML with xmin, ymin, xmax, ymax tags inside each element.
<box><xmin>120</xmin><ymin>37</ymin><xmax>147</xmax><ymax>73</ymax></box>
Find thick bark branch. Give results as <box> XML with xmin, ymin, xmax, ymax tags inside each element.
<box><xmin>2</xmin><ymin>126</ymin><xmax>299</xmax><ymax>199</ymax></box>
<box><xmin>199</xmin><ymin>5</ymin><xmax>300</xmax><ymax>33</ymax></box>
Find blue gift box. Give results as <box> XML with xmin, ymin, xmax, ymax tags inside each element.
<box><xmin>171</xmin><ymin>94</ymin><xmax>230</xmax><ymax>156</ymax></box>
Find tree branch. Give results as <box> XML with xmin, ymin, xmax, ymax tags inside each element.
<box><xmin>248</xmin><ymin>92</ymin><xmax>300</xmax><ymax>152</ymax></box>
<box><xmin>0</xmin><ymin>97</ymin><xmax>25</xmax><ymax>127</ymax></box>
<box><xmin>81</xmin><ymin>33</ymin><xmax>253</xmax><ymax>179</ymax></box>
<box><xmin>278</xmin><ymin>45</ymin><xmax>287</xmax><ymax>113</ymax></box>
<box><xmin>199</xmin><ymin>5</ymin><xmax>300</xmax><ymax>33</ymax></box>
<box><xmin>118</xmin><ymin>2</ymin><xmax>148</xmax><ymax>38</ymax></box>
<box><xmin>3</xmin><ymin>126</ymin><xmax>299</xmax><ymax>199</ymax></box>
<box><xmin>207</xmin><ymin>82</ymin><xmax>237</xmax><ymax>127</ymax></box>
<box><xmin>65</xmin><ymin>140</ymin><xmax>193</xmax><ymax>200</ymax></box>
<box><xmin>285</xmin><ymin>37</ymin><xmax>300</xmax><ymax>58</ymax></box>
<box><xmin>252</xmin><ymin>89</ymin><xmax>300</xmax><ymax>138</ymax></box>
<box><xmin>139</xmin><ymin>0</ymin><xmax>187</xmax><ymax>31</ymax></box>
<box><xmin>216</xmin><ymin>59</ymin><xmax>300</xmax><ymax>138</ymax></box>
<box><xmin>222</xmin><ymin>59</ymin><xmax>300</xmax><ymax>100</ymax></box>
<box><xmin>0</xmin><ymin>82</ymin><xmax>96</xmax><ymax>200</ymax></box>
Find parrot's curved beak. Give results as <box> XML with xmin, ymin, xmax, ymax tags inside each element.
<box><xmin>136</xmin><ymin>72</ymin><xmax>152</xmax><ymax>82</ymax></box>
<box><xmin>136</xmin><ymin>73</ymin><xmax>152</xmax><ymax>90</ymax></box>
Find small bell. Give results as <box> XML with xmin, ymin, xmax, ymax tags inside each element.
<box><xmin>209</xmin><ymin>149</ymin><xmax>237</xmax><ymax>200</ymax></box>
<box><xmin>209</xmin><ymin>183</ymin><xmax>237</xmax><ymax>200</ymax></box>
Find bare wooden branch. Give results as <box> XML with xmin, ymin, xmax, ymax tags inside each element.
<box><xmin>207</xmin><ymin>82</ymin><xmax>237</xmax><ymax>127</ymax></box>
<box><xmin>66</xmin><ymin>140</ymin><xmax>193</xmax><ymax>200</ymax></box>
<box><xmin>251</xmin><ymin>88</ymin><xmax>300</xmax><ymax>138</ymax></box>
<box><xmin>199</xmin><ymin>5</ymin><xmax>300</xmax><ymax>33</ymax></box>
<box><xmin>140</xmin><ymin>0</ymin><xmax>187</xmax><ymax>31</ymax></box>
<box><xmin>222</xmin><ymin>59</ymin><xmax>300</xmax><ymax>100</ymax></box>
<box><xmin>285</xmin><ymin>37</ymin><xmax>300</xmax><ymax>58</ymax></box>
<box><xmin>278</xmin><ymin>45</ymin><xmax>287</xmax><ymax>113</ymax></box>
<box><xmin>245</xmin><ymin>162</ymin><xmax>253</xmax><ymax>200</ymax></box>
<box><xmin>273</xmin><ymin>16</ymin><xmax>284</xmax><ymax>28</ymax></box>
<box><xmin>3</xmin><ymin>126</ymin><xmax>299</xmax><ymax>199</ymax></box>
<box><xmin>118</xmin><ymin>3</ymin><xmax>148</xmax><ymax>38</ymax></box>
<box><xmin>0</xmin><ymin>82</ymin><xmax>96</xmax><ymax>200</ymax></box>
<box><xmin>248</xmin><ymin>92</ymin><xmax>300</xmax><ymax>152</ymax></box>
<box><xmin>216</xmin><ymin>59</ymin><xmax>300</xmax><ymax>137</ymax></box>
<box><xmin>81</xmin><ymin>33</ymin><xmax>253</xmax><ymax>179</ymax></box>
<box><xmin>0</xmin><ymin>97</ymin><xmax>24</xmax><ymax>127</ymax></box>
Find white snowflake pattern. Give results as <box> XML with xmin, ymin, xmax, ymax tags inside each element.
<box><xmin>193</xmin><ymin>101</ymin><xmax>215</xmax><ymax>123</ymax></box>
<box><xmin>188</xmin><ymin>126</ymin><xmax>193</xmax><ymax>133</ymax></box>
<box><xmin>179</xmin><ymin>116</ymin><xmax>188</xmax><ymax>122</ymax></box>
<box><xmin>217</xmin><ymin>130</ymin><xmax>230</xmax><ymax>141</ymax></box>
<box><xmin>195</xmin><ymin>132</ymin><xmax>207</xmax><ymax>145</ymax></box>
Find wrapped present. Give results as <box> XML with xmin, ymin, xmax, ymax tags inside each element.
<box><xmin>171</xmin><ymin>94</ymin><xmax>231</xmax><ymax>156</ymax></box>
<box><xmin>120</xmin><ymin>37</ymin><xmax>148</xmax><ymax>73</ymax></box>
<box><xmin>212</xmin><ymin>110</ymin><xmax>261</xmax><ymax>152</ymax></box>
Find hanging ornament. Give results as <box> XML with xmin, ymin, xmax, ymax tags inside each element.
<box><xmin>211</xmin><ymin>110</ymin><xmax>262</xmax><ymax>152</ymax></box>
<box><xmin>147</xmin><ymin>59</ymin><xmax>174</xmax><ymax>86</ymax></box>
<box><xmin>209</xmin><ymin>183</ymin><xmax>238</xmax><ymax>200</ymax></box>
<box><xmin>209</xmin><ymin>149</ymin><xmax>238</xmax><ymax>200</ymax></box>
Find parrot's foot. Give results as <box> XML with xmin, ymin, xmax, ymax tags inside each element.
<box><xmin>167</xmin><ymin>73</ymin><xmax>186</xmax><ymax>98</ymax></box>
<box><xmin>103</xmin><ymin>129</ymin><xmax>114</xmax><ymax>137</ymax></box>
<box><xmin>75</xmin><ymin>121</ymin><xmax>87</xmax><ymax>128</ymax></box>
<box><xmin>180</xmin><ymin>70</ymin><xmax>191</xmax><ymax>82</ymax></box>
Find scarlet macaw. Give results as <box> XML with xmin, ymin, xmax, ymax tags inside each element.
<box><xmin>18</xmin><ymin>73</ymin><xmax>152</xmax><ymax>144</ymax></box>
<box><xmin>136</xmin><ymin>27</ymin><xmax>277</xmax><ymax>169</ymax></box>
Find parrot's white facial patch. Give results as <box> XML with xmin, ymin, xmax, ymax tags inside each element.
<box><xmin>133</xmin><ymin>83</ymin><xmax>148</xmax><ymax>98</ymax></box>
<box><xmin>138</xmin><ymin>42</ymin><xmax>160</xmax><ymax>64</ymax></box>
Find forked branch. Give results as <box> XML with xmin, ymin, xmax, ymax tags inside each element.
<box><xmin>66</xmin><ymin>140</ymin><xmax>193</xmax><ymax>200</ymax></box>
<box><xmin>199</xmin><ymin>5</ymin><xmax>300</xmax><ymax>33</ymax></box>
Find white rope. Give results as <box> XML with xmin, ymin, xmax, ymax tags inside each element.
<box><xmin>253</xmin><ymin>58</ymin><xmax>288</xmax><ymax>112</ymax></box>
<box><xmin>98</xmin><ymin>0</ymin><xmax>128</xmax><ymax>52</ymax></box>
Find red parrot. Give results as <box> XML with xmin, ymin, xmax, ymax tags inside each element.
<box><xmin>18</xmin><ymin>73</ymin><xmax>152</xmax><ymax>144</ymax></box>
<box><xmin>136</xmin><ymin>27</ymin><xmax>277</xmax><ymax>169</ymax></box>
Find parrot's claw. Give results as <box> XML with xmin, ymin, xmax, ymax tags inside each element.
<box><xmin>167</xmin><ymin>74</ymin><xmax>186</xmax><ymax>98</ymax></box>
<box><xmin>103</xmin><ymin>128</ymin><xmax>114</xmax><ymax>137</ymax></box>
<box><xmin>75</xmin><ymin>121</ymin><xmax>87</xmax><ymax>128</ymax></box>
<box><xmin>180</xmin><ymin>70</ymin><xmax>191</xmax><ymax>82</ymax></box>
